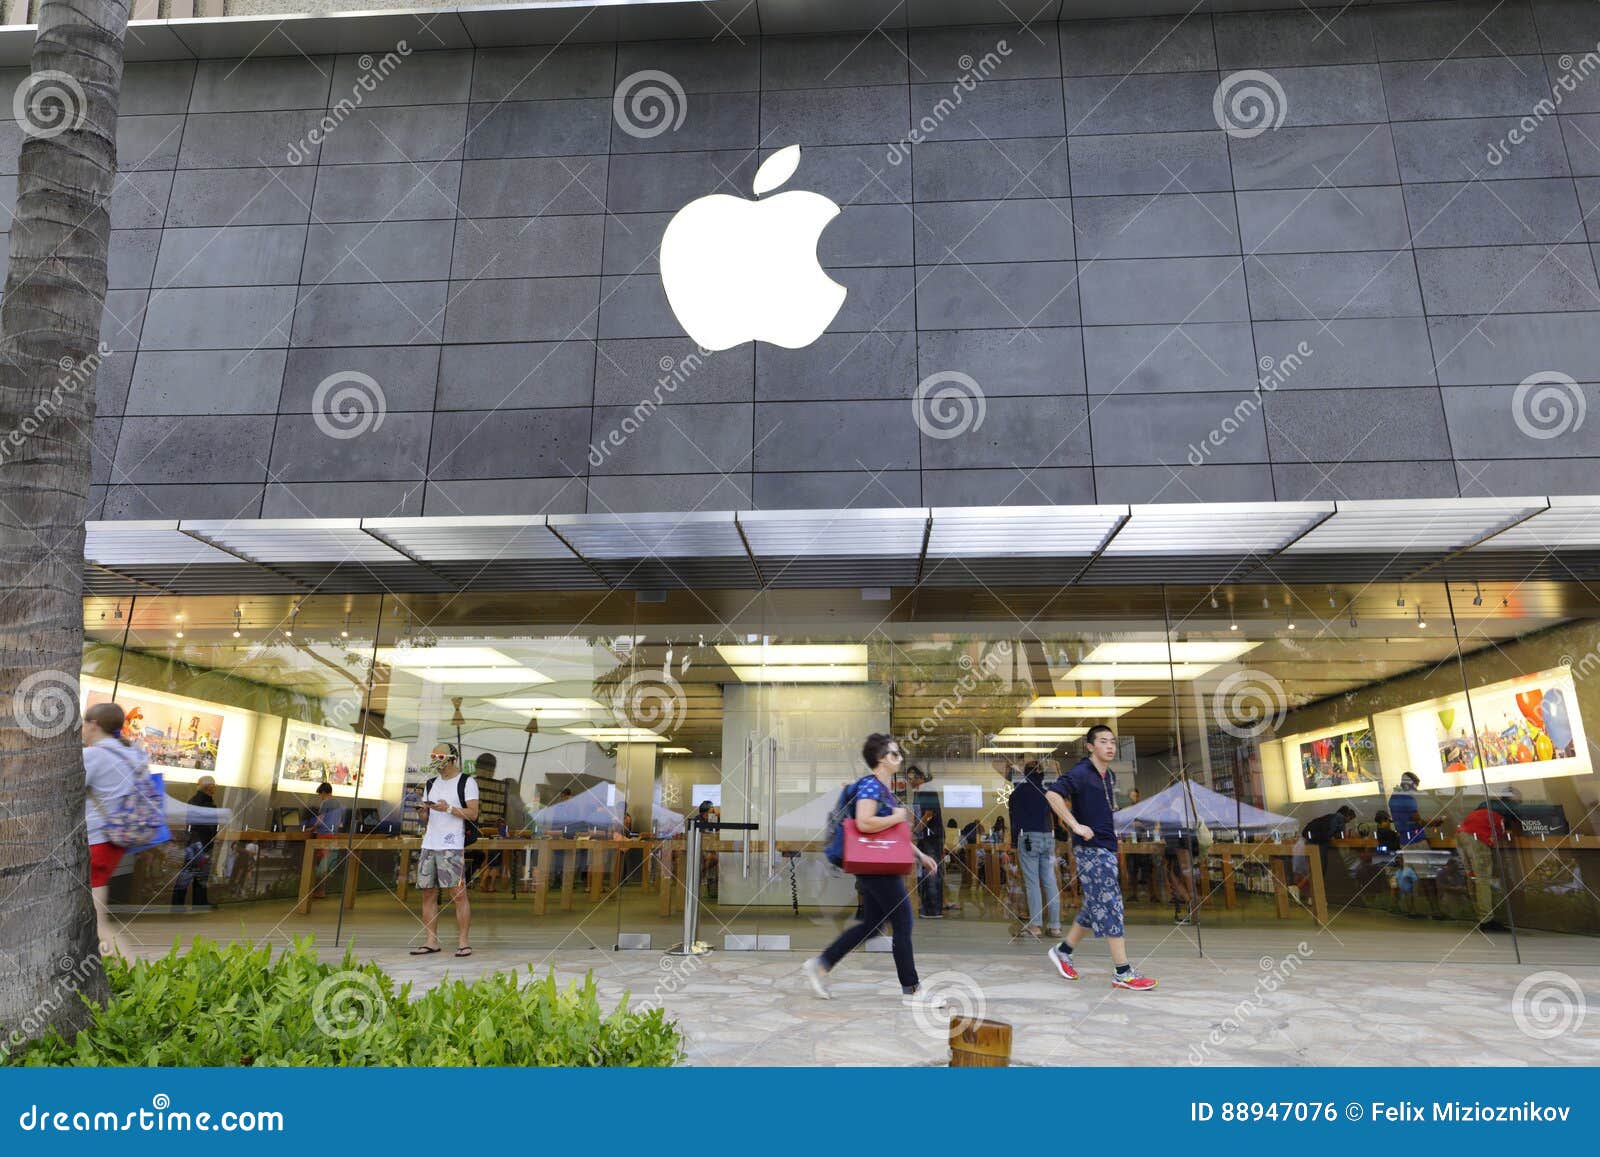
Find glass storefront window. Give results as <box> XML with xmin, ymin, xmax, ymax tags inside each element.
<box><xmin>80</xmin><ymin>582</ymin><xmax>1599</xmax><ymax>966</ymax></box>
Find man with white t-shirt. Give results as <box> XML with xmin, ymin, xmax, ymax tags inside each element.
<box><xmin>410</xmin><ymin>742</ymin><xmax>479</xmax><ymax>958</ymax></box>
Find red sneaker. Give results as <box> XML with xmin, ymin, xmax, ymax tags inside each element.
<box><xmin>1111</xmin><ymin>968</ymin><xmax>1158</xmax><ymax>991</ymax></box>
<box><xmin>1047</xmin><ymin>945</ymin><xmax>1079</xmax><ymax>980</ymax></box>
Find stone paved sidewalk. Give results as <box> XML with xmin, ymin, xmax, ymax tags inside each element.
<box><xmin>129</xmin><ymin>937</ymin><xmax>1600</xmax><ymax>1067</ymax></box>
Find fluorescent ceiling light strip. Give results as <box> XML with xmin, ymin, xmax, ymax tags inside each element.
<box><xmin>1082</xmin><ymin>642</ymin><xmax>1258</xmax><ymax>663</ymax></box>
<box><xmin>716</xmin><ymin>644</ymin><xmax>868</xmax><ymax>665</ymax></box>
<box><xmin>731</xmin><ymin>665</ymin><xmax>869</xmax><ymax>682</ymax></box>
<box><xmin>486</xmin><ymin>697</ymin><xmax>605</xmax><ymax>710</ymax></box>
<box><xmin>1062</xmin><ymin>663</ymin><xmax>1222</xmax><ymax>682</ymax></box>
<box><xmin>979</xmin><ymin>746</ymin><xmax>1058</xmax><ymax>754</ymax></box>
<box><xmin>412</xmin><ymin>667</ymin><xmax>553</xmax><ymax>684</ymax></box>
<box><xmin>376</xmin><ymin>646</ymin><xmax>522</xmax><ymax>668</ymax></box>
<box><xmin>1024</xmin><ymin>695</ymin><xmax>1152</xmax><ymax>716</ymax></box>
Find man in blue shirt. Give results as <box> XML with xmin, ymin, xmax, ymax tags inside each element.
<box><xmin>1043</xmin><ymin>726</ymin><xmax>1158</xmax><ymax>990</ymax></box>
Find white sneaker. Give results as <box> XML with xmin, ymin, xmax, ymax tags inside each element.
<box><xmin>901</xmin><ymin>986</ymin><xmax>949</xmax><ymax>1009</ymax></box>
<box><xmin>802</xmin><ymin>957</ymin><xmax>832</xmax><ymax>1000</ymax></box>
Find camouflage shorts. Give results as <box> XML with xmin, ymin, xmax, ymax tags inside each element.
<box><xmin>416</xmin><ymin>848</ymin><xmax>465</xmax><ymax>891</ymax></box>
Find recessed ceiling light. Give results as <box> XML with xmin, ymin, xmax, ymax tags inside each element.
<box><xmin>660</xmin><ymin>747</ymin><xmax>693</xmax><ymax>755</ymax></box>
<box><xmin>978</xmin><ymin>746</ymin><xmax>1058</xmax><ymax>754</ymax></box>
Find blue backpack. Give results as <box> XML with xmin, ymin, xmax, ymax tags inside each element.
<box><xmin>822</xmin><ymin>781</ymin><xmax>860</xmax><ymax>868</ymax></box>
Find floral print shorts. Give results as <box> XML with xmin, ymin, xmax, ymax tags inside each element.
<box><xmin>1073</xmin><ymin>846</ymin><xmax>1125</xmax><ymax>938</ymax></box>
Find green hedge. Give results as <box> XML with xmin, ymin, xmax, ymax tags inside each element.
<box><xmin>9</xmin><ymin>937</ymin><xmax>683</xmax><ymax>1067</ymax></box>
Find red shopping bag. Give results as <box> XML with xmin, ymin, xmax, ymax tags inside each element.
<box><xmin>841</xmin><ymin>818</ymin><xmax>916</xmax><ymax>875</ymax></box>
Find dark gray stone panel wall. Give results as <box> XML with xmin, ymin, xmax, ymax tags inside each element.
<box><xmin>7</xmin><ymin>0</ymin><xmax>1597</xmax><ymax>520</ymax></box>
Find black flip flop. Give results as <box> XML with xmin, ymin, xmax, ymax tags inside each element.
<box><xmin>409</xmin><ymin>945</ymin><xmax>441</xmax><ymax>955</ymax></box>
<box><xmin>454</xmin><ymin>946</ymin><xmax>473</xmax><ymax>958</ymax></box>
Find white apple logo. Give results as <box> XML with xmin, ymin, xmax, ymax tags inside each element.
<box><xmin>660</xmin><ymin>145</ymin><xmax>846</xmax><ymax>352</ymax></box>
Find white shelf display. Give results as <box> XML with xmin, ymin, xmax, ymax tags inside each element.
<box><xmin>81</xmin><ymin>675</ymin><xmax>257</xmax><ymax>787</ymax></box>
<box><xmin>1398</xmin><ymin>666</ymin><xmax>1590</xmax><ymax>790</ymax></box>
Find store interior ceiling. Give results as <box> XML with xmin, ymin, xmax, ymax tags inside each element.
<box><xmin>81</xmin><ymin>580</ymin><xmax>1594</xmax><ymax>768</ymax></box>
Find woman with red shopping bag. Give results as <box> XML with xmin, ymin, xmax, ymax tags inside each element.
<box><xmin>801</xmin><ymin>734</ymin><xmax>947</xmax><ymax>1009</ymax></box>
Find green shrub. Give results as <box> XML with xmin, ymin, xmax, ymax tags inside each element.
<box><xmin>9</xmin><ymin>937</ymin><xmax>683</xmax><ymax>1068</ymax></box>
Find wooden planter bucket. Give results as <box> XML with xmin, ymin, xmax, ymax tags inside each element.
<box><xmin>949</xmin><ymin>1015</ymin><xmax>1012</xmax><ymax>1067</ymax></box>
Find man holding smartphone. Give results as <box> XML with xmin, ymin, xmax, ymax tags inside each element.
<box><xmin>1043</xmin><ymin>726</ymin><xmax>1157</xmax><ymax>990</ymax></box>
<box><xmin>410</xmin><ymin>742</ymin><xmax>479</xmax><ymax>958</ymax></box>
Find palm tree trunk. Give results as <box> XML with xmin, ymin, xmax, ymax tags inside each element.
<box><xmin>0</xmin><ymin>0</ymin><xmax>130</xmax><ymax>1049</ymax></box>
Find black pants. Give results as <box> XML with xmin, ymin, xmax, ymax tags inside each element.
<box><xmin>916</xmin><ymin>838</ymin><xmax>944</xmax><ymax>915</ymax></box>
<box><xmin>821</xmin><ymin>873</ymin><xmax>918</xmax><ymax>990</ymax></box>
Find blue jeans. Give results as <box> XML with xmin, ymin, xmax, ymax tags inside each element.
<box><xmin>1017</xmin><ymin>830</ymin><xmax>1060</xmax><ymax>929</ymax></box>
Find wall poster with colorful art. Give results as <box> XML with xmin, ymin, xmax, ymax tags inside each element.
<box><xmin>87</xmin><ymin>687</ymin><xmax>223</xmax><ymax>773</ymax></box>
<box><xmin>275</xmin><ymin>720</ymin><xmax>370</xmax><ymax>796</ymax></box>
<box><xmin>1296</xmin><ymin>722</ymin><xmax>1380</xmax><ymax>790</ymax></box>
<box><xmin>1419</xmin><ymin>667</ymin><xmax>1590</xmax><ymax>783</ymax></box>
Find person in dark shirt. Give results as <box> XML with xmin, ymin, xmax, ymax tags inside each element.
<box><xmin>1042</xmin><ymin>726</ymin><xmax>1157</xmax><ymax>991</ymax></box>
<box><xmin>907</xmin><ymin>766</ymin><xmax>944</xmax><ymax>917</ymax></box>
<box><xmin>1299</xmin><ymin>804</ymin><xmax>1355</xmax><ymax>899</ymax></box>
<box><xmin>1373</xmin><ymin>810</ymin><xmax>1403</xmax><ymax>854</ymax></box>
<box><xmin>172</xmin><ymin>776</ymin><xmax>219</xmax><ymax>909</ymax></box>
<box><xmin>1008</xmin><ymin>761</ymin><xmax>1062</xmax><ymax>937</ymax></box>
<box><xmin>1388</xmin><ymin>772</ymin><xmax>1425</xmax><ymax>843</ymax></box>
<box><xmin>801</xmin><ymin>734</ymin><xmax>946</xmax><ymax>1009</ymax></box>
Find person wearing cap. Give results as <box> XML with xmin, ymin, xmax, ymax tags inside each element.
<box><xmin>1456</xmin><ymin>786</ymin><xmax>1522</xmax><ymax>931</ymax></box>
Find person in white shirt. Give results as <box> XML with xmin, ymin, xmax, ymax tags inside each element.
<box><xmin>410</xmin><ymin>743</ymin><xmax>479</xmax><ymax>958</ymax></box>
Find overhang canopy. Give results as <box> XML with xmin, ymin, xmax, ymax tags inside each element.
<box><xmin>0</xmin><ymin>2</ymin><xmax>1332</xmax><ymax>65</ymax></box>
<box><xmin>81</xmin><ymin>496</ymin><xmax>1600</xmax><ymax>596</ymax></box>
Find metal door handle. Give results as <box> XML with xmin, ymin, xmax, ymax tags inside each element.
<box><xmin>767</xmin><ymin>737</ymin><xmax>778</xmax><ymax>876</ymax></box>
<box><xmin>742</xmin><ymin>733</ymin><xmax>754</xmax><ymax>879</ymax></box>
